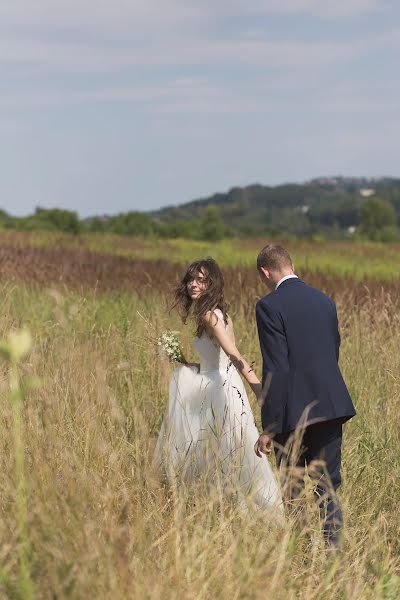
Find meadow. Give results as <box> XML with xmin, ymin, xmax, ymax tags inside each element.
<box><xmin>1</xmin><ymin>230</ymin><xmax>400</xmax><ymax>279</ymax></box>
<box><xmin>0</xmin><ymin>232</ymin><xmax>399</xmax><ymax>599</ymax></box>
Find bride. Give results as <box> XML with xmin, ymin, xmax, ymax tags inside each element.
<box><xmin>154</xmin><ymin>258</ymin><xmax>283</xmax><ymax>514</ymax></box>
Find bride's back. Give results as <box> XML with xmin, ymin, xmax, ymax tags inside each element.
<box><xmin>193</xmin><ymin>308</ymin><xmax>234</xmax><ymax>374</ymax></box>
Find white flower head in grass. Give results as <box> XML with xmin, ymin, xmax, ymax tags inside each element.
<box><xmin>157</xmin><ymin>331</ymin><xmax>185</xmax><ymax>364</ymax></box>
<box><xmin>0</xmin><ymin>328</ymin><xmax>32</xmax><ymax>363</ymax></box>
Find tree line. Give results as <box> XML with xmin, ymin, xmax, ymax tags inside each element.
<box><xmin>1</xmin><ymin>191</ymin><xmax>399</xmax><ymax>242</ymax></box>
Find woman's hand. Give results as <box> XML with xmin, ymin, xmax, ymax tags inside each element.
<box><xmin>250</xmin><ymin>382</ymin><xmax>263</xmax><ymax>404</ymax></box>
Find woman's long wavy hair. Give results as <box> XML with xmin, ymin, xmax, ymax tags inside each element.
<box><xmin>173</xmin><ymin>258</ymin><xmax>228</xmax><ymax>337</ymax></box>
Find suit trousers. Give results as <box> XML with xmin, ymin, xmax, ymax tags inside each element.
<box><xmin>274</xmin><ymin>419</ymin><xmax>343</xmax><ymax>546</ymax></box>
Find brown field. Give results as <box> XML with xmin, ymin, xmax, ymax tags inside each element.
<box><xmin>1</xmin><ymin>244</ymin><xmax>399</xmax><ymax>306</ymax></box>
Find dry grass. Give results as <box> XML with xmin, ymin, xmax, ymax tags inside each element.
<box><xmin>1</xmin><ymin>230</ymin><xmax>400</xmax><ymax>279</ymax></box>
<box><xmin>1</xmin><ymin>244</ymin><xmax>400</xmax><ymax>307</ymax></box>
<box><xmin>0</xmin><ymin>249</ymin><xmax>399</xmax><ymax>598</ymax></box>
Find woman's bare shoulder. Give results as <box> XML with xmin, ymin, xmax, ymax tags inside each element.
<box><xmin>203</xmin><ymin>310</ymin><xmax>219</xmax><ymax>328</ymax></box>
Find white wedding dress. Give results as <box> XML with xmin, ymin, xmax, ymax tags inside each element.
<box><xmin>154</xmin><ymin>309</ymin><xmax>283</xmax><ymax>515</ymax></box>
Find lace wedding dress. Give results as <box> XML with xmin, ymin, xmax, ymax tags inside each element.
<box><xmin>154</xmin><ymin>309</ymin><xmax>283</xmax><ymax>515</ymax></box>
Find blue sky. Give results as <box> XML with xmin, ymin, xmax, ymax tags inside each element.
<box><xmin>0</xmin><ymin>0</ymin><xmax>399</xmax><ymax>216</ymax></box>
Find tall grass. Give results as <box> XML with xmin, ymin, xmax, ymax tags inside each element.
<box><xmin>0</xmin><ymin>273</ymin><xmax>399</xmax><ymax>598</ymax></box>
<box><xmin>0</xmin><ymin>328</ymin><xmax>35</xmax><ymax>599</ymax></box>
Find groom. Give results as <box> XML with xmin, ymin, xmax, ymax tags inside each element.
<box><xmin>254</xmin><ymin>244</ymin><xmax>356</xmax><ymax>546</ymax></box>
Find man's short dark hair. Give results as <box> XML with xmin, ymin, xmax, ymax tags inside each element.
<box><xmin>257</xmin><ymin>244</ymin><xmax>293</xmax><ymax>271</ymax></box>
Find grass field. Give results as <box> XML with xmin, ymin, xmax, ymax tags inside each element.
<box><xmin>0</xmin><ymin>233</ymin><xmax>399</xmax><ymax>599</ymax></box>
<box><xmin>1</xmin><ymin>230</ymin><xmax>400</xmax><ymax>279</ymax></box>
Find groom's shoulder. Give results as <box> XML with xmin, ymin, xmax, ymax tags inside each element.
<box><xmin>300</xmin><ymin>282</ymin><xmax>336</xmax><ymax>309</ymax></box>
<box><xmin>256</xmin><ymin>291</ymin><xmax>281</xmax><ymax>311</ymax></box>
<box><xmin>303</xmin><ymin>281</ymin><xmax>333</xmax><ymax>300</ymax></box>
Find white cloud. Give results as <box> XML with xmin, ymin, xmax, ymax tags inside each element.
<box><xmin>0</xmin><ymin>0</ymin><xmax>397</xmax><ymax>115</ymax></box>
<box><xmin>0</xmin><ymin>0</ymin><xmax>200</xmax><ymax>31</ymax></box>
<box><xmin>189</xmin><ymin>0</ymin><xmax>382</xmax><ymax>19</ymax></box>
<box><xmin>0</xmin><ymin>0</ymin><xmax>394</xmax><ymax>79</ymax></box>
<box><xmin>0</xmin><ymin>77</ymin><xmax>225</xmax><ymax>111</ymax></box>
<box><xmin>0</xmin><ymin>0</ymin><xmax>382</xmax><ymax>33</ymax></box>
<box><xmin>2</xmin><ymin>71</ymin><xmax>398</xmax><ymax>118</ymax></box>
<box><xmin>228</xmin><ymin>0</ymin><xmax>381</xmax><ymax>17</ymax></box>
<box><xmin>0</xmin><ymin>29</ymin><xmax>382</xmax><ymax>76</ymax></box>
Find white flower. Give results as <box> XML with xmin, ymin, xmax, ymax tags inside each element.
<box><xmin>156</xmin><ymin>330</ymin><xmax>185</xmax><ymax>363</ymax></box>
<box><xmin>0</xmin><ymin>328</ymin><xmax>32</xmax><ymax>363</ymax></box>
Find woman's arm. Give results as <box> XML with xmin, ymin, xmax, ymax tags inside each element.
<box><xmin>203</xmin><ymin>312</ymin><xmax>261</xmax><ymax>398</ymax></box>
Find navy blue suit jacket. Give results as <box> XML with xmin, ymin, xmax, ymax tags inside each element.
<box><xmin>256</xmin><ymin>278</ymin><xmax>356</xmax><ymax>434</ymax></box>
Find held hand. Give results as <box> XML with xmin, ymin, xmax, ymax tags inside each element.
<box><xmin>250</xmin><ymin>382</ymin><xmax>264</xmax><ymax>406</ymax></box>
<box><xmin>254</xmin><ymin>432</ymin><xmax>273</xmax><ymax>457</ymax></box>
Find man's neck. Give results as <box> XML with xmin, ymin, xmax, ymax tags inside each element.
<box><xmin>275</xmin><ymin>273</ymin><xmax>297</xmax><ymax>289</ymax></box>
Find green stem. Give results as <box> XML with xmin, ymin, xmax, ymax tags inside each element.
<box><xmin>9</xmin><ymin>360</ymin><xmax>34</xmax><ymax>600</ymax></box>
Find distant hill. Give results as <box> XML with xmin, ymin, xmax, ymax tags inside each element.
<box><xmin>2</xmin><ymin>175</ymin><xmax>399</xmax><ymax>240</ymax></box>
<box><xmin>151</xmin><ymin>176</ymin><xmax>400</xmax><ymax>237</ymax></box>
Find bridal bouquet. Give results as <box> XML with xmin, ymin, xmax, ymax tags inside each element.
<box><xmin>137</xmin><ymin>311</ymin><xmax>186</xmax><ymax>364</ymax></box>
<box><xmin>156</xmin><ymin>331</ymin><xmax>186</xmax><ymax>364</ymax></box>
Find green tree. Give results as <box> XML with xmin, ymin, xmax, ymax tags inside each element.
<box><xmin>199</xmin><ymin>206</ymin><xmax>225</xmax><ymax>241</ymax></box>
<box><xmin>86</xmin><ymin>217</ymin><xmax>108</xmax><ymax>233</ymax></box>
<box><xmin>110</xmin><ymin>212</ymin><xmax>154</xmax><ymax>236</ymax></box>
<box><xmin>359</xmin><ymin>197</ymin><xmax>397</xmax><ymax>240</ymax></box>
<box><xmin>0</xmin><ymin>208</ymin><xmax>11</xmax><ymax>228</ymax></box>
<box><xmin>23</xmin><ymin>208</ymin><xmax>82</xmax><ymax>233</ymax></box>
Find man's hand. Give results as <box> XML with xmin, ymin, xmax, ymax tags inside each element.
<box><xmin>254</xmin><ymin>432</ymin><xmax>273</xmax><ymax>457</ymax></box>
